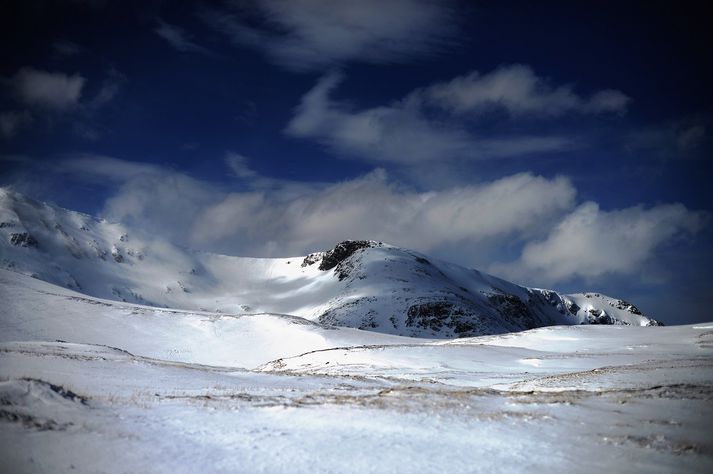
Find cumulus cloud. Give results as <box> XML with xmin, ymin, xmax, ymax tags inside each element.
<box><xmin>10</xmin><ymin>68</ymin><xmax>85</xmax><ymax>109</ymax></box>
<box><xmin>54</xmin><ymin>155</ymin><xmax>576</xmax><ymax>257</ymax></box>
<box><xmin>190</xmin><ymin>169</ymin><xmax>577</xmax><ymax>255</ymax></box>
<box><xmin>492</xmin><ymin>201</ymin><xmax>706</xmax><ymax>284</ymax></box>
<box><xmin>202</xmin><ymin>0</ymin><xmax>457</xmax><ymax>70</ymax></box>
<box><xmin>285</xmin><ymin>67</ymin><xmax>621</xmax><ymax>163</ymax></box>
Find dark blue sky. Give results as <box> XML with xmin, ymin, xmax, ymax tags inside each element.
<box><xmin>1</xmin><ymin>0</ymin><xmax>712</xmax><ymax>323</ymax></box>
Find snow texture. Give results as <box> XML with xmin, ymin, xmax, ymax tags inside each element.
<box><xmin>1</xmin><ymin>187</ymin><xmax>710</xmax><ymax>473</ymax></box>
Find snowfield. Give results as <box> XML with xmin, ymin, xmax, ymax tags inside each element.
<box><xmin>1</xmin><ymin>269</ymin><xmax>712</xmax><ymax>473</ymax></box>
<box><xmin>1</xmin><ymin>188</ymin><xmax>712</xmax><ymax>473</ymax></box>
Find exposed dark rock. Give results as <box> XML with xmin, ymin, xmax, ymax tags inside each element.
<box><xmin>405</xmin><ymin>301</ymin><xmax>478</xmax><ymax>335</ymax></box>
<box><xmin>0</xmin><ymin>221</ymin><xmax>16</xmax><ymax>228</ymax></box>
<box><xmin>317</xmin><ymin>296</ymin><xmax>377</xmax><ymax>326</ymax></box>
<box><xmin>9</xmin><ymin>232</ymin><xmax>38</xmax><ymax>248</ymax></box>
<box><xmin>301</xmin><ymin>252</ymin><xmax>324</xmax><ymax>267</ymax></box>
<box><xmin>358</xmin><ymin>312</ymin><xmax>378</xmax><ymax>329</ymax></box>
<box><xmin>586</xmin><ymin>308</ymin><xmax>614</xmax><ymax>324</ymax></box>
<box><xmin>611</xmin><ymin>299</ymin><xmax>643</xmax><ymax>315</ymax></box>
<box><xmin>487</xmin><ymin>293</ymin><xmax>538</xmax><ymax>329</ymax></box>
<box><xmin>111</xmin><ymin>246</ymin><xmax>123</xmax><ymax>263</ymax></box>
<box><xmin>318</xmin><ymin>240</ymin><xmax>381</xmax><ymax>271</ymax></box>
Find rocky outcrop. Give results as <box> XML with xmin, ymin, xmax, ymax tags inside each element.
<box><xmin>585</xmin><ymin>308</ymin><xmax>615</xmax><ymax>325</ymax></box>
<box><xmin>318</xmin><ymin>240</ymin><xmax>381</xmax><ymax>271</ymax></box>
<box><xmin>9</xmin><ymin>233</ymin><xmax>38</xmax><ymax>248</ymax></box>
<box><xmin>487</xmin><ymin>293</ymin><xmax>540</xmax><ymax>330</ymax></box>
<box><xmin>301</xmin><ymin>252</ymin><xmax>324</xmax><ymax>267</ymax></box>
<box><xmin>405</xmin><ymin>301</ymin><xmax>480</xmax><ymax>335</ymax></box>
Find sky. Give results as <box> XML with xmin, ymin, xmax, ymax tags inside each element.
<box><xmin>1</xmin><ymin>0</ymin><xmax>712</xmax><ymax>324</ymax></box>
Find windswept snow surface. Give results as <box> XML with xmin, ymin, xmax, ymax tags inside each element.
<box><xmin>1</xmin><ymin>270</ymin><xmax>712</xmax><ymax>473</ymax></box>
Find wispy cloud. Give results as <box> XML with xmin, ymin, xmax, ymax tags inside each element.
<box><xmin>418</xmin><ymin>64</ymin><xmax>629</xmax><ymax>116</ymax></box>
<box><xmin>154</xmin><ymin>19</ymin><xmax>218</xmax><ymax>57</ymax></box>
<box><xmin>626</xmin><ymin>119</ymin><xmax>709</xmax><ymax>160</ymax></box>
<box><xmin>285</xmin><ymin>66</ymin><xmax>626</xmax><ymax>164</ymax></box>
<box><xmin>202</xmin><ymin>0</ymin><xmax>458</xmax><ymax>71</ymax></box>
<box><xmin>52</xmin><ymin>39</ymin><xmax>84</xmax><ymax>57</ymax></box>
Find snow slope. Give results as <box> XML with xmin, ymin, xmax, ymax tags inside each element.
<box><xmin>0</xmin><ymin>188</ymin><xmax>660</xmax><ymax>338</ymax></box>
<box><xmin>0</xmin><ymin>268</ymin><xmax>410</xmax><ymax>369</ymax></box>
<box><xmin>1</xmin><ymin>269</ymin><xmax>711</xmax><ymax>473</ymax></box>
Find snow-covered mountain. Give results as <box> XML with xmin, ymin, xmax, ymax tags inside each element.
<box><xmin>0</xmin><ymin>187</ymin><xmax>661</xmax><ymax>337</ymax></box>
<box><xmin>2</xmin><ymin>188</ymin><xmax>711</xmax><ymax>474</ymax></box>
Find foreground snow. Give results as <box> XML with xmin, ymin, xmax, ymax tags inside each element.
<box><xmin>1</xmin><ymin>270</ymin><xmax>712</xmax><ymax>473</ymax></box>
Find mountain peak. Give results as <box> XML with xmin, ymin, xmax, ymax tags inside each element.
<box><xmin>0</xmin><ymin>191</ymin><xmax>662</xmax><ymax>336</ymax></box>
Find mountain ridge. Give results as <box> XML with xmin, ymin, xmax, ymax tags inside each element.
<box><xmin>0</xmin><ymin>187</ymin><xmax>662</xmax><ymax>337</ymax></box>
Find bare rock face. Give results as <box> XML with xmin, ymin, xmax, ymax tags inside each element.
<box><xmin>301</xmin><ymin>252</ymin><xmax>324</xmax><ymax>267</ymax></box>
<box><xmin>9</xmin><ymin>232</ymin><xmax>38</xmax><ymax>248</ymax></box>
<box><xmin>318</xmin><ymin>240</ymin><xmax>381</xmax><ymax>271</ymax></box>
<box><xmin>586</xmin><ymin>308</ymin><xmax>615</xmax><ymax>324</ymax></box>
<box><xmin>487</xmin><ymin>293</ymin><xmax>539</xmax><ymax>330</ymax></box>
<box><xmin>405</xmin><ymin>301</ymin><xmax>480</xmax><ymax>336</ymax></box>
<box><xmin>611</xmin><ymin>299</ymin><xmax>642</xmax><ymax>315</ymax></box>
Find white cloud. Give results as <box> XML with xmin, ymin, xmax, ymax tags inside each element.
<box><xmin>103</xmin><ymin>172</ymin><xmax>220</xmax><ymax>239</ymax></box>
<box><xmin>203</xmin><ymin>0</ymin><xmax>457</xmax><ymax>70</ymax></box>
<box><xmin>492</xmin><ymin>201</ymin><xmax>706</xmax><ymax>284</ymax></box>
<box><xmin>420</xmin><ymin>65</ymin><xmax>629</xmax><ymax>116</ymax></box>
<box><xmin>54</xmin><ymin>155</ymin><xmax>576</xmax><ymax>257</ymax></box>
<box><xmin>285</xmin><ymin>70</ymin><xmax>580</xmax><ymax>164</ymax></box>
<box><xmin>10</xmin><ymin>68</ymin><xmax>85</xmax><ymax>109</ymax></box>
